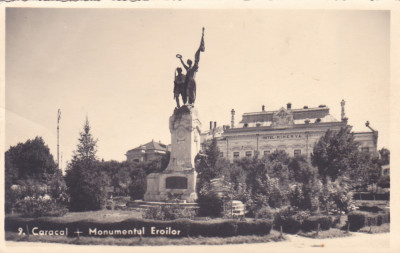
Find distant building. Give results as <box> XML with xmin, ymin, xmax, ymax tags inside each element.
<box><xmin>126</xmin><ymin>140</ymin><xmax>170</xmax><ymax>163</ymax></box>
<box><xmin>201</xmin><ymin>100</ymin><xmax>378</xmax><ymax>161</ymax></box>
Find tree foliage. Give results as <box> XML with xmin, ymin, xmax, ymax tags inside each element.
<box><xmin>65</xmin><ymin>118</ymin><xmax>110</xmax><ymax>211</ymax></box>
<box><xmin>378</xmin><ymin>148</ymin><xmax>390</xmax><ymax>165</ymax></box>
<box><xmin>195</xmin><ymin>138</ymin><xmax>227</xmax><ymax>189</ymax></box>
<box><xmin>5</xmin><ymin>137</ymin><xmax>68</xmax><ymax>215</ymax></box>
<box><xmin>311</xmin><ymin>127</ymin><xmax>360</xmax><ymax>181</ymax></box>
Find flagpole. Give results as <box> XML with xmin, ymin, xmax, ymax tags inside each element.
<box><xmin>57</xmin><ymin>109</ymin><xmax>61</xmax><ymax>170</ymax></box>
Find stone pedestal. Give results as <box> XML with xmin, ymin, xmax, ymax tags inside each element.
<box><xmin>144</xmin><ymin>105</ymin><xmax>201</xmax><ymax>203</ymax></box>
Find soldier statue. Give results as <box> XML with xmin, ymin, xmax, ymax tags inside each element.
<box><xmin>176</xmin><ymin>27</ymin><xmax>205</xmax><ymax>105</ymax></box>
<box><xmin>173</xmin><ymin>67</ymin><xmax>186</xmax><ymax>108</ymax></box>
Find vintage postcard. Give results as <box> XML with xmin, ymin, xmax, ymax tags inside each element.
<box><xmin>1</xmin><ymin>1</ymin><xmax>399</xmax><ymax>253</ymax></box>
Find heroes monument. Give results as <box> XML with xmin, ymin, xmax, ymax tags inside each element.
<box><xmin>144</xmin><ymin>28</ymin><xmax>205</xmax><ymax>203</ymax></box>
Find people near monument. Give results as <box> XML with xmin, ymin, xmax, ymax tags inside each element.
<box><xmin>176</xmin><ymin>27</ymin><xmax>205</xmax><ymax>105</ymax></box>
<box><xmin>174</xmin><ymin>67</ymin><xmax>186</xmax><ymax>108</ymax></box>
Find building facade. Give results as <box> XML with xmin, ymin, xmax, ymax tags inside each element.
<box><xmin>126</xmin><ymin>140</ymin><xmax>170</xmax><ymax>163</ymax></box>
<box><xmin>201</xmin><ymin>100</ymin><xmax>378</xmax><ymax>161</ymax></box>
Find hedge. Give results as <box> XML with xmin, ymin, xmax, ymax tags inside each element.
<box><xmin>273</xmin><ymin>210</ymin><xmax>310</xmax><ymax>234</ymax></box>
<box><xmin>4</xmin><ymin>217</ymin><xmax>272</xmax><ymax>238</ymax></box>
<box><xmin>353</xmin><ymin>192</ymin><xmax>389</xmax><ymax>201</ymax></box>
<box><xmin>301</xmin><ymin>215</ymin><xmax>333</xmax><ymax>232</ymax></box>
<box><xmin>347</xmin><ymin>211</ymin><xmax>390</xmax><ymax>231</ymax></box>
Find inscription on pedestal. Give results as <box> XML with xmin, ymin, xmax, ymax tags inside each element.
<box><xmin>166</xmin><ymin>177</ymin><xmax>188</xmax><ymax>189</ymax></box>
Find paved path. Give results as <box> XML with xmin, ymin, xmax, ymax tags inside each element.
<box><xmin>2</xmin><ymin>232</ymin><xmax>391</xmax><ymax>253</ymax></box>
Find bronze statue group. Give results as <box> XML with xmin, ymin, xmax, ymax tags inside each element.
<box><xmin>173</xmin><ymin>28</ymin><xmax>205</xmax><ymax>108</ymax></box>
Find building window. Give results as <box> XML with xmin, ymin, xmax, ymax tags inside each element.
<box><xmin>244</xmin><ymin>123</ymin><xmax>248</xmax><ymax>128</ymax></box>
<box><xmin>233</xmin><ymin>152</ymin><xmax>240</xmax><ymax>159</ymax></box>
<box><xmin>294</xmin><ymin>150</ymin><xmax>301</xmax><ymax>157</ymax></box>
<box><xmin>264</xmin><ymin>150</ymin><xmax>270</xmax><ymax>156</ymax></box>
<box><xmin>220</xmin><ymin>152</ymin><xmax>224</xmax><ymax>157</ymax></box>
<box><xmin>361</xmin><ymin>147</ymin><xmax>370</xmax><ymax>153</ymax></box>
<box><xmin>246</xmin><ymin>151</ymin><xmax>252</xmax><ymax>157</ymax></box>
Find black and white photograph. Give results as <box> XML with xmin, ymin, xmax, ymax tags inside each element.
<box><xmin>1</xmin><ymin>1</ymin><xmax>398</xmax><ymax>252</ymax></box>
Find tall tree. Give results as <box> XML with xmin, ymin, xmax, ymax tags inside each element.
<box><xmin>65</xmin><ymin>118</ymin><xmax>109</xmax><ymax>211</ymax></box>
<box><xmin>311</xmin><ymin>127</ymin><xmax>360</xmax><ymax>182</ymax></box>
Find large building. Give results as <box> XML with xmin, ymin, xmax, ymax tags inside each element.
<box><xmin>201</xmin><ymin>100</ymin><xmax>378</xmax><ymax>161</ymax></box>
<box><xmin>126</xmin><ymin>140</ymin><xmax>170</xmax><ymax>163</ymax></box>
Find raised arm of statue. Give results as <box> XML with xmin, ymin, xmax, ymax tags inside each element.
<box><xmin>180</xmin><ymin>58</ymin><xmax>189</xmax><ymax>71</ymax></box>
<box><xmin>176</xmin><ymin>54</ymin><xmax>189</xmax><ymax>71</ymax></box>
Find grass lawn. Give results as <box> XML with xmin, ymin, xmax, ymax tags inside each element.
<box><xmin>358</xmin><ymin>223</ymin><xmax>390</xmax><ymax>234</ymax></box>
<box><xmin>6</xmin><ymin>209</ymin><xmax>144</xmax><ymax>223</ymax></box>
<box><xmin>298</xmin><ymin>228</ymin><xmax>352</xmax><ymax>239</ymax></box>
<box><xmin>5</xmin><ymin>230</ymin><xmax>284</xmax><ymax>246</ymax></box>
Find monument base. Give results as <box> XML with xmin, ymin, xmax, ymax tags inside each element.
<box><xmin>143</xmin><ymin>105</ymin><xmax>201</xmax><ymax>203</ymax></box>
<box><xmin>143</xmin><ymin>170</ymin><xmax>198</xmax><ymax>203</ymax></box>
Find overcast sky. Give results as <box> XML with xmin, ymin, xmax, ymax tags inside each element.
<box><xmin>5</xmin><ymin>8</ymin><xmax>390</xmax><ymax>171</ymax></box>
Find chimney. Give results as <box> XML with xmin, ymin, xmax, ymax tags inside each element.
<box><xmin>341</xmin><ymin>99</ymin><xmax>346</xmax><ymax>121</ymax></box>
<box><xmin>262</xmin><ymin>105</ymin><xmax>265</xmax><ymax>111</ymax></box>
<box><xmin>231</xmin><ymin>109</ymin><xmax>235</xmax><ymax>128</ymax></box>
<box><xmin>214</xmin><ymin>121</ymin><xmax>217</xmax><ymax>129</ymax></box>
<box><xmin>287</xmin><ymin>103</ymin><xmax>292</xmax><ymax>110</ymax></box>
<box><xmin>209</xmin><ymin>121</ymin><xmax>213</xmax><ymax>130</ymax></box>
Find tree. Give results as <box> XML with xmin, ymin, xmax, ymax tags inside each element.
<box><xmin>311</xmin><ymin>127</ymin><xmax>360</xmax><ymax>182</ymax></box>
<box><xmin>128</xmin><ymin>163</ymin><xmax>147</xmax><ymax>200</ymax></box>
<box><xmin>288</xmin><ymin>158</ymin><xmax>322</xmax><ymax>211</ymax></box>
<box><xmin>378</xmin><ymin>148</ymin><xmax>390</xmax><ymax>165</ymax></box>
<box><xmin>195</xmin><ymin>138</ymin><xmax>226</xmax><ymax>190</ymax></box>
<box><xmin>5</xmin><ymin>137</ymin><xmax>57</xmax><ymax>181</ymax></box>
<box><xmin>65</xmin><ymin>118</ymin><xmax>110</xmax><ymax>211</ymax></box>
<box><xmin>5</xmin><ymin>137</ymin><xmax>68</xmax><ymax>215</ymax></box>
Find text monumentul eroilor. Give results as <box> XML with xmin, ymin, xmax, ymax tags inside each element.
<box><xmin>19</xmin><ymin>226</ymin><xmax>182</xmax><ymax>237</ymax></box>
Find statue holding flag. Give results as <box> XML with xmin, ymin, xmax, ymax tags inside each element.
<box><xmin>176</xmin><ymin>27</ymin><xmax>205</xmax><ymax>105</ymax></box>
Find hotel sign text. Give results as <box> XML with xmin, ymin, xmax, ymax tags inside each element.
<box><xmin>262</xmin><ymin>134</ymin><xmax>302</xmax><ymax>140</ymax></box>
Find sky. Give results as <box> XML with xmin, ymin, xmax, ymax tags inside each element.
<box><xmin>5</xmin><ymin>8</ymin><xmax>390</xmax><ymax>172</ymax></box>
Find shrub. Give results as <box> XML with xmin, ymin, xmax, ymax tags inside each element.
<box><xmin>142</xmin><ymin>205</ymin><xmax>196</xmax><ymax>220</ymax></box>
<box><xmin>301</xmin><ymin>215</ymin><xmax>333</xmax><ymax>232</ymax></box>
<box><xmin>142</xmin><ymin>206</ymin><xmax>165</xmax><ymax>220</ymax></box>
<box><xmin>15</xmin><ymin>197</ymin><xmax>68</xmax><ymax>217</ymax></box>
<box><xmin>237</xmin><ymin>219</ymin><xmax>272</xmax><ymax>235</ymax></box>
<box><xmin>255</xmin><ymin>206</ymin><xmax>276</xmax><ymax>220</ymax></box>
<box><xmin>197</xmin><ymin>192</ymin><xmax>224</xmax><ymax>217</ymax></box>
<box><xmin>348</xmin><ymin>211</ymin><xmax>390</xmax><ymax>231</ymax></box>
<box><xmin>189</xmin><ymin>220</ymin><xmax>239</xmax><ymax>237</ymax></box>
<box><xmin>358</xmin><ymin>205</ymin><xmax>383</xmax><ymax>213</ymax></box>
<box><xmin>273</xmin><ymin>207</ymin><xmax>310</xmax><ymax>234</ymax></box>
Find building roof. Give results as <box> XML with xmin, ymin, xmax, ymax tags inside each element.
<box><xmin>127</xmin><ymin>140</ymin><xmax>168</xmax><ymax>153</ymax></box>
<box><xmin>237</xmin><ymin>105</ymin><xmax>340</xmax><ymax>128</ymax></box>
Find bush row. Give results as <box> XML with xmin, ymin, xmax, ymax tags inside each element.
<box><xmin>353</xmin><ymin>192</ymin><xmax>390</xmax><ymax>201</ymax></box>
<box><xmin>347</xmin><ymin>211</ymin><xmax>390</xmax><ymax>231</ymax></box>
<box><xmin>274</xmin><ymin>214</ymin><xmax>333</xmax><ymax>234</ymax></box>
<box><xmin>301</xmin><ymin>216</ymin><xmax>333</xmax><ymax>232</ymax></box>
<box><xmin>5</xmin><ymin>217</ymin><xmax>272</xmax><ymax>238</ymax></box>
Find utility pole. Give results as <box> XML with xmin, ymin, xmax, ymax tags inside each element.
<box><xmin>57</xmin><ymin>109</ymin><xmax>61</xmax><ymax>170</ymax></box>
